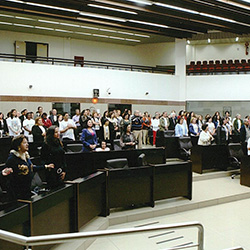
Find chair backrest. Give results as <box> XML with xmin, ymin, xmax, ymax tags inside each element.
<box><xmin>106</xmin><ymin>158</ymin><xmax>129</xmax><ymax>169</ymax></box>
<box><xmin>66</xmin><ymin>144</ymin><xmax>83</xmax><ymax>152</ymax></box>
<box><xmin>113</xmin><ymin>139</ymin><xmax>122</xmax><ymax>151</ymax></box>
<box><xmin>137</xmin><ymin>153</ymin><xmax>147</xmax><ymax>166</ymax></box>
<box><xmin>228</xmin><ymin>143</ymin><xmax>244</xmax><ymax>160</ymax></box>
<box><xmin>164</xmin><ymin>130</ymin><xmax>175</xmax><ymax>137</ymax></box>
<box><xmin>178</xmin><ymin>136</ymin><xmax>193</xmax><ymax>150</ymax></box>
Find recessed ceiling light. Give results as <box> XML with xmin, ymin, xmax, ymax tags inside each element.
<box><xmin>125</xmin><ymin>38</ymin><xmax>140</xmax><ymax>42</ymax></box>
<box><xmin>109</xmin><ymin>36</ymin><xmax>125</xmax><ymax>40</ymax></box>
<box><xmin>81</xmin><ymin>25</ymin><xmax>99</xmax><ymax>30</ymax></box>
<box><xmin>93</xmin><ymin>34</ymin><xmax>109</xmax><ymax>38</ymax></box>
<box><xmin>235</xmin><ymin>37</ymin><xmax>239</xmax><ymax>42</ymax></box>
<box><xmin>208</xmin><ymin>38</ymin><xmax>211</xmax><ymax>43</ymax></box>
<box><xmin>187</xmin><ymin>40</ymin><xmax>190</xmax><ymax>44</ymax></box>
<box><xmin>154</xmin><ymin>2</ymin><xmax>199</xmax><ymax>14</ymax></box>
<box><xmin>0</xmin><ymin>14</ymin><xmax>14</xmax><ymax>18</ymax></box>
<box><xmin>34</xmin><ymin>26</ymin><xmax>54</xmax><ymax>31</ymax></box>
<box><xmin>15</xmin><ymin>16</ymin><xmax>34</xmax><ymax>21</ymax></box>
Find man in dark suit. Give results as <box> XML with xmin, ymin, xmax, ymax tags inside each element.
<box><xmin>49</xmin><ymin>109</ymin><xmax>58</xmax><ymax>126</ymax></box>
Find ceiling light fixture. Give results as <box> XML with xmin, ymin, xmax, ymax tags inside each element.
<box><xmin>79</xmin><ymin>12</ymin><xmax>126</xmax><ymax>22</ymax></box>
<box><xmin>25</xmin><ymin>2</ymin><xmax>79</xmax><ymax>13</ymax></box>
<box><xmin>55</xmin><ymin>29</ymin><xmax>73</xmax><ymax>33</ymax></box>
<box><xmin>88</xmin><ymin>4</ymin><xmax>137</xmax><ymax>15</ymax></box>
<box><xmin>154</xmin><ymin>2</ymin><xmax>199</xmax><ymax>14</ymax></box>
<box><xmin>125</xmin><ymin>38</ymin><xmax>140</xmax><ymax>42</ymax></box>
<box><xmin>92</xmin><ymin>34</ymin><xmax>109</xmax><ymax>38</ymax></box>
<box><xmin>127</xmin><ymin>0</ymin><xmax>152</xmax><ymax>5</ymax></box>
<box><xmin>5</xmin><ymin>0</ymin><xmax>24</xmax><ymax>3</ymax></box>
<box><xmin>0</xmin><ymin>21</ymin><xmax>12</xmax><ymax>25</ymax></box>
<box><xmin>129</xmin><ymin>19</ymin><xmax>169</xmax><ymax>28</ymax></box>
<box><xmin>34</xmin><ymin>26</ymin><xmax>54</xmax><ymax>31</ymax></box>
<box><xmin>236</xmin><ymin>37</ymin><xmax>239</xmax><ymax>42</ymax></box>
<box><xmin>187</xmin><ymin>40</ymin><xmax>190</xmax><ymax>44</ymax></box>
<box><xmin>15</xmin><ymin>16</ymin><xmax>34</xmax><ymax>20</ymax></box>
<box><xmin>75</xmin><ymin>32</ymin><xmax>92</xmax><ymax>36</ymax></box>
<box><xmin>38</xmin><ymin>19</ymin><xmax>59</xmax><ymax>24</ymax></box>
<box><xmin>13</xmin><ymin>23</ymin><xmax>33</xmax><ymax>28</ymax></box>
<box><xmin>59</xmin><ymin>22</ymin><xmax>80</xmax><ymax>27</ymax></box>
<box><xmin>208</xmin><ymin>38</ymin><xmax>211</xmax><ymax>43</ymax></box>
<box><xmin>0</xmin><ymin>14</ymin><xmax>14</xmax><ymax>18</ymax></box>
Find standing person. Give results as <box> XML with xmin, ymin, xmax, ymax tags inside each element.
<box><xmin>108</xmin><ymin>111</ymin><xmax>118</xmax><ymax>139</ymax></box>
<box><xmin>151</xmin><ymin>112</ymin><xmax>160</xmax><ymax>146</ymax></box>
<box><xmin>159</xmin><ymin>111</ymin><xmax>169</xmax><ymax>132</ymax></box>
<box><xmin>81</xmin><ymin>120</ymin><xmax>98</xmax><ymax>152</ymax></box>
<box><xmin>59</xmin><ymin>112</ymin><xmax>76</xmax><ymax>141</ymax></box>
<box><xmin>206</xmin><ymin>116</ymin><xmax>216</xmax><ymax>136</ymax></box>
<box><xmin>80</xmin><ymin>109</ymin><xmax>89</xmax><ymax>129</ymax></box>
<box><xmin>6</xmin><ymin>109</ymin><xmax>22</xmax><ymax>137</ymax></box>
<box><xmin>0</xmin><ymin>112</ymin><xmax>8</xmax><ymax>136</ymax></box>
<box><xmin>121</xmin><ymin>113</ymin><xmax>130</xmax><ymax>134</ymax></box>
<box><xmin>41</xmin><ymin>113</ymin><xmax>52</xmax><ymax>129</ymax></box>
<box><xmin>175</xmin><ymin>117</ymin><xmax>188</xmax><ymax>137</ymax></box>
<box><xmin>19</xmin><ymin>109</ymin><xmax>28</xmax><ymax>127</ymax></box>
<box><xmin>100</xmin><ymin>119</ymin><xmax>114</xmax><ymax>149</ymax></box>
<box><xmin>240</xmin><ymin>118</ymin><xmax>250</xmax><ymax>155</ymax></box>
<box><xmin>49</xmin><ymin>109</ymin><xmax>58</xmax><ymax>126</ymax></box>
<box><xmin>198</xmin><ymin>124</ymin><xmax>214</xmax><ymax>146</ymax></box>
<box><xmin>34</xmin><ymin>106</ymin><xmax>43</xmax><ymax>119</ymax></box>
<box><xmin>233</xmin><ymin>114</ymin><xmax>243</xmax><ymax>136</ymax></box>
<box><xmin>189</xmin><ymin>117</ymin><xmax>200</xmax><ymax>145</ymax></box>
<box><xmin>41</xmin><ymin>126</ymin><xmax>67</xmax><ymax>188</ymax></box>
<box><xmin>169</xmin><ymin>112</ymin><xmax>177</xmax><ymax>131</ymax></box>
<box><xmin>92</xmin><ymin>111</ymin><xmax>101</xmax><ymax>139</ymax></box>
<box><xmin>120</xmin><ymin>124</ymin><xmax>136</xmax><ymax>150</ymax></box>
<box><xmin>32</xmin><ymin>117</ymin><xmax>46</xmax><ymax>145</ymax></box>
<box><xmin>101</xmin><ymin>110</ymin><xmax>109</xmax><ymax>126</ymax></box>
<box><xmin>131</xmin><ymin>110</ymin><xmax>143</xmax><ymax>149</ymax></box>
<box><xmin>72</xmin><ymin>108</ymin><xmax>81</xmax><ymax>139</ymax></box>
<box><xmin>22</xmin><ymin>112</ymin><xmax>35</xmax><ymax>142</ymax></box>
<box><xmin>4</xmin><ymin>135</ymin><xmax>54</xmax><ymax>199</ymax></box>
<box><xmin>142</xmin><ymin>112</ymin><xmax>151</xmax><ymax>145</ymax></box>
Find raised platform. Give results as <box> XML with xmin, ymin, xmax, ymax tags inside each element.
<box><xmin>52</xmin><ymin>170</ymin><xmax>250</xmax><ymax>250</ymax></box>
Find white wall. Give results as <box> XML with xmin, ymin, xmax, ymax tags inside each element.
<box><xmin>186</xmin><ymin>74</ymin><xmax>250</xmax><ymax>101</ymax></box>
<box><xmin>0</xmin><ymin>30</ymin><xmax>175</xmax><ymax>66</ymax></box>
<box><xmin>0</xmin><ymin>61</ymin><xmax>180</xmax><ymax>101</ymax></box>
<box><xmin>186</xmin><ymin>43</ymin><xmax>249</xmax><ymax>63</ymax></box>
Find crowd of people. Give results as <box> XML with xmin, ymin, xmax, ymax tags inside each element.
<box><xmin>1</xmin><ymin>105</ymin><xmax>250</xmax><ymax>201</ymax></box>
<box><xmin>0</xmin><ymin>107</ymin><xmax>249</xmax><ymax>150</ymax></box>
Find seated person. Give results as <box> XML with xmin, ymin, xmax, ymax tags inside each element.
<box><xmin>198</xmin><ymin>124</ymin><xmax>214</xmax><ymax>146</ymax></box>
<box><xmin>175</xmin><ymin>117</ymin><xmax>188</xmax><ymax>137</ymax></box>
<box><xmin>96</xmin><ymin>141</ymin><xmax>110</xmax><ymax>152</ymax></box>
<box><xmin>2</xmin><ymin>135</ymin><xmax>54</xmax><ymax>200</ymax></box>
<box><xmin>120</xmin><ymin>124</ymin><xmax>136</xmax><ymax>150</ymax></box>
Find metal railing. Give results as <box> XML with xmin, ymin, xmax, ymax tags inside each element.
<box><xmin>0</xmin><ymin>221</ymin><xmax>203</xmax><ymax>250</ymax></box>
<box><xmin>0</xmin><ymin>53</ymin><xmax>175</xmax><ymax>74</ymax></box>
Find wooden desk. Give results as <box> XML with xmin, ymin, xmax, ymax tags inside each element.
<box><xmin>191</xmin><ymin>145</ymin><xmax>229</xmax><ymax>174</ymax></box>
<box><xmin>70</xmin><ymin>172</ymin><xmax>108</xmax><ymax>231</ymax></box>
<box><xmin>65</xmin><ymin>147</ymin><xmax>166</xmax><ymax>180</ymax></box>
<box><xmin>0</xmin><ymin>203</ymin><xmax>30</xmax><ymax>250</ymax></box>
<box><xmin>240</xmin><ymin>156</ymin><xmax>250</xmax><ymax>187</ymax></box>
<box><xmin>152</xmin><ymin>160</ymin><xmax>192</xmax><ymax>201</ymax></box>
<box><xmin>19</xmin><ymin>184</ymin><xmax>75</xmax><ymax>250</ymax></box>
<box><xmin>107</xmin><ymin>166</ymin><xmax>154</xmax><ymax>209</ymax></box>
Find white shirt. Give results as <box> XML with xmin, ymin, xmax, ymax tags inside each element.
<box><xmin>248</xmin><ymin>138</ymin><xmax>250</xmax><ymax>156</ymax></box>
<box><xmin>59</xmin><ymin>119</ymin><xmax>76</xmax><ymax>140</ymax></box>
<box><xmin>207</xmin><ymin>122</ymin><xmax>215</xmax><ymax>134</ymax></box>
<box><xmin>198</xmin><ymin>130</ymin><xmax>213</xmax><ymax>146</ymax></box>
<box><xmin>96</xmin><ymin>147</ymin><xmax>110</xmax><ymax>152</ymax></box>
<box><xmin>152</xmin><ymin>118</ymin><xmax>160</xmax><ymax>131</ymax></box>
<box><xmin>23</xmin><ymin>119</ymin><xmax>35</xmax><ymax>136</ymax></box>
<box><xmin>7</xmin><ymin>117</ymin><xmax>22</xmax><ymax>137</ymax></box>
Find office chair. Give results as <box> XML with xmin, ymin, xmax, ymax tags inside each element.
<box><xmin>227</xmin><ymin>143</ymin><xmax>244</xmax><ymax>179</ymax></box>
<box><xmin>137</xmin><ymin>153</ymin><xmax>147</xmax><ymax>166</ymax></box>
<box><xmin>113</xmin><ymin>139</ymin><xmax>122</xmax><ymax>151</ymax></box>
<box><xmin>66</xmin><ymin>143</ymin><xmax>83</xmax><ymax>152</ymax></box>
<box><xmin>178</xmin><ymin>136</ymin><xmax>193</xmax><ymax>161</ymax></box>
<box><xmin>106</xmin><ymin>158</ymin><xmax>129</xmax><ymax>169</ymax></box>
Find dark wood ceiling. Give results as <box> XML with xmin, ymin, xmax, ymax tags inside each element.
<box><xmin>1</xmin><ymin>0</ymin><xmax>250</xmax><ymax>39</ymax></box>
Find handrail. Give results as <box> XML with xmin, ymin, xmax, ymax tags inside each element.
<box><xmin>0</xmin><ymin>52</ymin><xmax>175</xmax><ymax>74</ymax></box>
<box><xmin>222</xmin><ymin>248</ymin><xmax>244</xmax><ymax>250</ymax></box>
<box><xmin>0</xmin><ymin>221</ymin><xmax>204</xmax><ymax>249</ymax></box>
